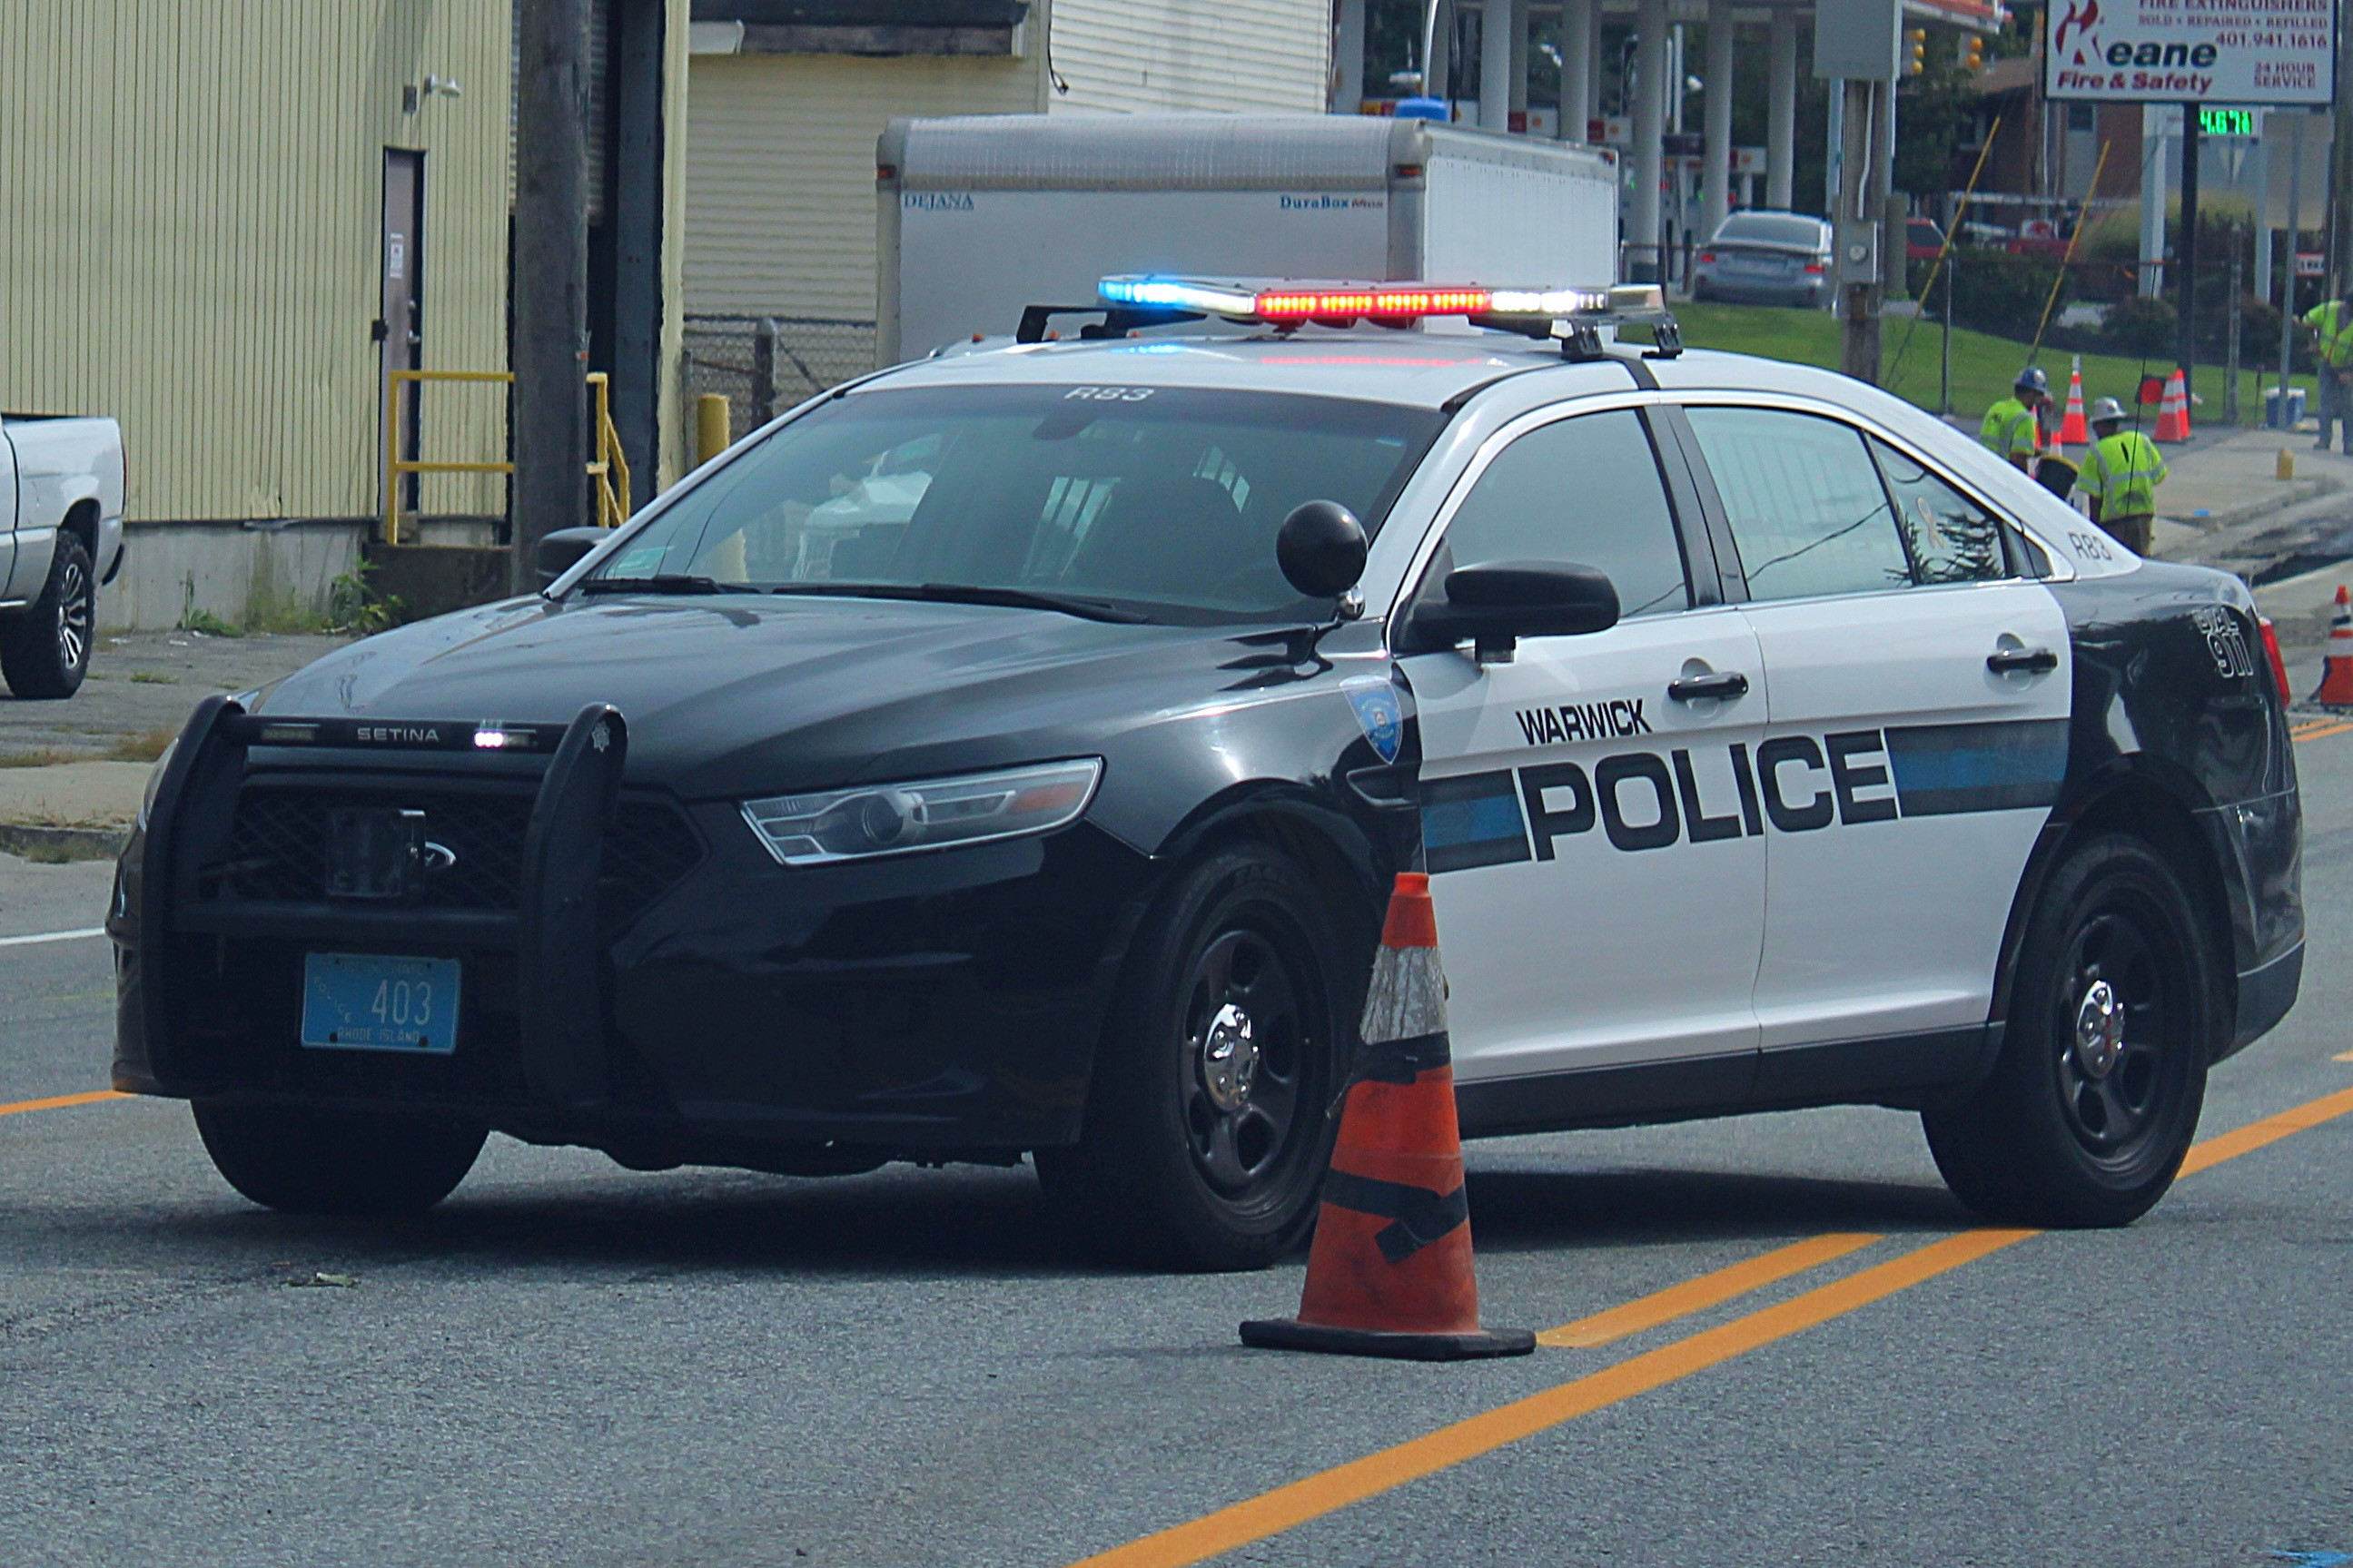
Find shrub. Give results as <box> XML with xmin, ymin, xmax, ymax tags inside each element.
<box><xmin>328</xmin><ymin>560</ymin><xmax>409</xmax><ymax>636</ymax></box>
<box><xmin>2101</xmin><ymin>293</ymin><xmax>2176</xmax><ymax>358</ymax></box>
<box><xmin>1944</xmin><ymin>248</ymin><xmax>2066</xmax><ymax>340</ymax></box>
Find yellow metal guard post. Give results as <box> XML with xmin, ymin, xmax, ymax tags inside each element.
<box><xmin>696</xmin><ymin>395</ymin><xmax>731</xmax><ymax>467</ymax></box>
<box><xmin>383</xmin><ymin>369</ymin><xmax>632</xmax><ymax>543</ymax></box>
<box><xmin>587</xmin><ymin>371</ymin><xmax>632</xmax><ymax>528</ymax></box>
<box><xmin>384</xmin><ymin>369</ymin><xmax>515</xmax><ymax>546</ymax></box>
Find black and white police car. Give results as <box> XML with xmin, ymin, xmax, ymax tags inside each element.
<box><xmin>112</xmin><ymin>279</ymin><xmax>2301</xmax><ymax>1270</ymax></box>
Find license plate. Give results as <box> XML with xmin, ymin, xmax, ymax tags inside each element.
<box><xmin>301</xmin><ymin>953</ymin><xmax>460</xmax><ymax>1053</ymax></box>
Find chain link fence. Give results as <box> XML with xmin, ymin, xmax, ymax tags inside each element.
<box><xmin>683</xmin><ymin>316</ymin><xmax>878</xmax><ymax>441</ymax></box>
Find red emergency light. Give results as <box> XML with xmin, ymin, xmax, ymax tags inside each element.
<box><xmin>1253</xmin><ymin>286</ymin><xmax>1496</xmax><ymax>320</ymax></box>
<box><xmin>1095</xmin><ymin>276</ymin><xmax>1624</xmax><ymax>325</ymax></box>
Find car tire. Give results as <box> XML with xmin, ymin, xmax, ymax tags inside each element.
<box><xmin>1036</xmin><ymin>845</ymin><xmax>1353</xmax><ymax>1272</ymax></box>
<box><xmin>1923</xmin><ymin>833</ymin><xmax>2217</xmax><ymax>1228</ymax></box>
<box><xmin>192</xmin><ymin>1100</ymin><xmax>488</xmax><ymax>1217</ymax></box>
<box><xmin>0</xmin><ymin>532</ymin><xmax>94</xmax><ymax>700</ymax></box>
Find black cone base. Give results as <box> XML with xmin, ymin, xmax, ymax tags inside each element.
<box><xmin>1240</xmin><ymin>1316</ymin><xmax>1537</xmax><ymax>1361</ymax></box>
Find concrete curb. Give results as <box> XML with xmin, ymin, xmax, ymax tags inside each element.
<box><xmin>0</xmin><ymin>823</ymin><xmax>129</xmax><ymax>863</ymax></box>
<box><xmin>2163</xmin><ymin>474</ymin><xmax>2338</xmax><ymax>534</ymax></box>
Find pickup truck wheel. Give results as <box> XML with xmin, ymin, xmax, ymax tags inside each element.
<box><xmin>192</xmin><ymin>1100</ymin><xmax>488</xmax><ymax>1217</ymax></box>
<box><xmin>1</xmin><ymin>534</ymin><xmax>94</xmax><ymax>699</ymax></box>
<box><xmin>1035</xmin><ymin>846</ymin><xmax>1350</xmax><ymax>1271</ymax></box>
<box><xmin>1923</xmin><ymin>833</ymin><xmax>2215</xmax><ymax>1228</ymax></box>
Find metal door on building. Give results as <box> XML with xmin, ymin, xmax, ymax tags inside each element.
<box><xmin>380</xmin><ymin>149</ymin><xmax>425</xmax><ymax>518</ymax></box>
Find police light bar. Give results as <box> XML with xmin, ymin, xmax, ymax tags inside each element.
<box><xmin>1097</xmin><ymin>276</ymin><xmax>1640</xmax><ymax>324</ymax></box>
<box><xmin>1083</xmin><ymin>277</ymin><xmax>1680</xmax><ymax>361</ymax></box>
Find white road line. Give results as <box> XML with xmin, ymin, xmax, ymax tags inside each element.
<box><xmin>0</xmin><ymin>927</ymin><xmax>106</xmax><ymax>949</ymax></box>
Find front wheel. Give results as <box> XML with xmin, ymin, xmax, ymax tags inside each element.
<box><xmin>1036</xmin><ymin>846</ymin><xmax>1353</xmax><ymax>1271</ymax></box>
<box><xmin>0</xmin><ymin>534</ymin><xmax>94</xmax><ymax>699</ymax></box>
<box><xmin>193</xmin><ymin>1100</ymin><xmax>488</xmax><ymax>1217</ymax></box>
<box><xmin>1923</xmin><ymin>834</ymin><xmax>2217</xmax><ymax>1228</ymax></box>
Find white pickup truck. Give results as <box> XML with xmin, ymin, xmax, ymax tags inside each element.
<box><xmin>0</xmin><ymin>412</ymin><xmax>124</xmax><ymax>699</ymax></box>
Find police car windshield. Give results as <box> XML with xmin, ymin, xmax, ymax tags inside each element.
<box><xmin>588</xmin><ymin>384</ymin><xmax>1442</xmax><ymax>624</ymax></box>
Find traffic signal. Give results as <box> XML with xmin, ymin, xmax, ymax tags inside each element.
<box><xmin>1905</xmin><ymin>28</ymin><xmax>1929</xmax><ymax>74</ymax></box>
<box><xmin>1962</xmin><ymin>34</ymin><xmax>1985</xmax><ymax>70</ymax></box>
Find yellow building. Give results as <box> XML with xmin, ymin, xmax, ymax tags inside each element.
<box><xmin>0</xmin><ymin>1</ymin><xmax>692</xmax><ymax>628</ymax></box>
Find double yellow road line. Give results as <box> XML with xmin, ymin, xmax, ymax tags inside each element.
<box><xmin>1075</xmin><ymin>1085</ymin><xmax>2353</xmax><ymax>1568</ymax></box>
<box><xmin>5</xmin><ymin>1057</ymin><xmax>2352</xmax><ymax>1567</ymax></box>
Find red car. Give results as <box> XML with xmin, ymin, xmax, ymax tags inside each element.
<box><xmin>1906</xmin><ymin>217</ymin><xmax>1946</xmax><ymax>261</ymax></box>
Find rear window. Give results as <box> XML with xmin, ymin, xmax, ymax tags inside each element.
<box><xmin>591</xmin><ymin>385</ymin><xmax>1442</xmax><ymax>624</ymax></box>
<box><xmin>1714</xmin><ymin>213</ymin><xmax>1825</xmax><ymax>249</ymax></box>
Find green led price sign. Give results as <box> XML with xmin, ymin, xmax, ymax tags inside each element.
<box><xmin>2200</xmin><ymin>108</ymin><xmax>2258</xmax><ymax>136</ymax></box>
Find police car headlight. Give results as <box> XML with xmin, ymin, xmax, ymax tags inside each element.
<box><xmin>137</xmin><ymin>737</ymin><xmax>178</xmax><ymax>832</ymax></box>
<box><xmin>739</xmin><ymin>759</ymin><xmax>1103</xmax><ymax>866</ymax></box>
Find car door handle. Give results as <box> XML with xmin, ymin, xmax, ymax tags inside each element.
<box><xmin>1986</xmin><ymin>646</ymin><xmax>2059</xmax><ymax>674</ymax></box>
<box><xmin>1666</xmin><ymin>670</ymin><xmax>1750</xmax><ymax>702</ymax></box>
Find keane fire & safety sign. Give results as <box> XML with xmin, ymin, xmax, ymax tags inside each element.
<box><xmin>2044</xmin><ymin>0</ymin><xmax>2335</xmax><ymax>103</ymax></box>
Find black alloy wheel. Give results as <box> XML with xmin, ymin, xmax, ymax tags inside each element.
<box><xmin>2052</xmin><ymin>908</ymin><xmax>2180</xmax><ymax>1158</ymax></box>
<box><xmin>1924</xmin><ymin>833</ymin><xmax>2215</xmax><ymax>1228</ymax></box>
<box><xmin>1180</xmin><ymin>926</ymin><xmax>1309</xmax><ymax>1198</ymax></box>
<box><xmin>0</xmin><ymin>534</ymin><xmax>94</xmax><ymax>699</ymax></box>
<box><xmin>1037</xmin><ymin>846</ymin><xmax>1352</xmax><ymax>1271</ymax></box>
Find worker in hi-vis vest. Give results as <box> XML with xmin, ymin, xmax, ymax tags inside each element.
<box><xmin>2302</xmin><ymin>292</ymin><xmax>2353</xmax><ymax>454</ymax></box>
<box><xmin>1980</xmin><ymin>366</ymin><xmax>2050</xmax><ymax>472</ymax></box>
<box><xmin>2076</xmin><ymin>397</ymin><xmax>2167</xmax><ymax>555</ymax></box>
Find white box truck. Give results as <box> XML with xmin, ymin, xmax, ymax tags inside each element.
<box><xmin>876</xmin><ymin>113</ymin><xmax>1621</xmax><ymax>364</ymax></box>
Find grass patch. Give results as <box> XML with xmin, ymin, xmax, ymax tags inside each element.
<box><xmin>102</xmin><ymin>727</ymin><xmax>178</xmax><ymax>763</ymax></box>
<box><xmin>126</xmin><ymin>671</ymin><xmax>177</xmax><ymax>685</ymax></box>
<box><xmin>1671</xmin><ymin>301</ymin><xmax>2320</xmax><ymax>429</ymax></box>
<box><xmin>242</xmin><ymin>584</ymin><xmax>332</xmax><ymax>636</ymax></box>
<box><xmin>0</xmin><ymin>747</ymin><xmax>85</xmax><ymax>769</ymax></box>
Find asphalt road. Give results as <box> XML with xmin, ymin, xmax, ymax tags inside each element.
<box><xmin>5</xmin><ymin>722</ymin><xmax>2352</xmax><ymax>1566</ymax></box>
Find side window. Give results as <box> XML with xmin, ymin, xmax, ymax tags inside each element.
<box><xmin>1686</xmin><ymin>407</ymin><xmax>1911</xmax><ymax>601</ymax></box>
<box><xmin>1868</xmin><ymin>438</ymin><xmax>2010</xmax><ymax>585</ymax></box>
<box><xmin>1438</xmin><ymin>409</ymin><xmax>1691</xmax><ymax>618</ymax></box>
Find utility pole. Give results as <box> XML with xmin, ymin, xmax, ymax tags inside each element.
<box><xmin>1839</xmin><ymin>78</ymin><xmax>1886</xmax><ymax>382</ymax></box>
<box><xmin>2177</xmin><ymin>106</ymin><xmax>2201</xmax><ymax>396</ymax></box>
<box><xmin>510</xmin><ymin>0</ymin><xmax>591</xmax><ymax>591</ymax></box>
<box><xmin>2335</xmin><ymin>17</ymin><xmax>2353</xmax><ymax>294</ymax></box>
<box><xmin>2282</xmin><ymin>111</ymin><xmax>2305</xmax><ymax>420</ymax></box>
<box><xmin>1814</xmin><ymin>0</ymin><xmax>1897</xmax><ymax>385</ymax></box>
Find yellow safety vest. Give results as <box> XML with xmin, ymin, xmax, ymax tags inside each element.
<box><xmin>2304</xmin><ymin>300</ymin><xmax>2353</xmax><ymax>367</ymax></box>
<box><xmin>2080</xmin><ymin>429</ymin><xmax>2168</xmax><ymax>517</ymax></box>
<box><xmin>1979</xmin><ymin>397</ymin><xmax>2040</xmax><ymax>460</ymax></box>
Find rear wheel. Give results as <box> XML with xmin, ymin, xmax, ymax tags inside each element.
<box><xmin>1923</xmin><ymin>834</ymin><xmax>2216</xmax><ymax>1228</ymax></box>
<box><xmin>193</xmin><ymin>1100</ymin><xmax>487</xmax><ymax>1217</ymax></box>
<box><xmin>0</xmin><ymin>533</ymin><xmax>94</xmax><ymax>699</ymax></box>
<box><xmin>1036</xmin><ymin>846</ymin><xmax>1351</xmax><ymax>1271</ymax></box>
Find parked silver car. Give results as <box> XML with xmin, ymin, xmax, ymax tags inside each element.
<box><xmin>1690</xmin><ymin>211</ymin><xmax>1832</xmax><ymax>309</ymax></box>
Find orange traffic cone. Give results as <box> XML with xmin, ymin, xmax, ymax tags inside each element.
<box><xmin>2154</xmin><ymin>369</ymin><xmax>2192</xmax><ymax>442</ymax></box>
<box><xmin>2312</xmin><ymin>587</ymin><xmax>2353</xmax><ymax>706</ymax></box>
<box><xmin>1241</xmin><ymin>873</ymin><xmax>1533</xmax><ymax>1362</ymax></box>
<box><xmin>2057</xmin><ymin>359</ymin><xmax>2090</xmax><ymax>449</ymax></box>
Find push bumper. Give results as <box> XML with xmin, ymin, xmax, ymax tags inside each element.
<box><xmin>112</xmin><ymin>695</ymin><xmax>1151</xmax><ymax>1160</ymax></box>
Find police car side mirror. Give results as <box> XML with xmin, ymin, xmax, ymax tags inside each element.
<box><xmin>537</xmin><ymin>527</ymin><xmax>609</xmax><ymax>589</ymax></box>
<box><xmin>1276</xmin><ymin>500</ymin><xmax>1368</xmax><ymax>601</ymax></box>
<box><xmin>1403</xmin><ymin>560</ymin><xmax>1620</xmax><ymax>664</ymax></box>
